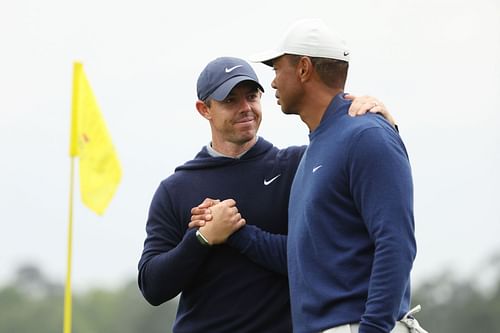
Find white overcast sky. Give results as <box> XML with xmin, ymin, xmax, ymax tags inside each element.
<box><xmin>1</xmin><ymin>0</ymin><xmax>499</xmax><ymax>290</ymax></box>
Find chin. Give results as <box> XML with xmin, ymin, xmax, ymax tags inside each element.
<box><xmin>238</xmin><ymin>130</ymin><xmax>258</xmax><ymax>141</ymax></box>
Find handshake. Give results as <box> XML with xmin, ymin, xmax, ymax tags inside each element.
<box><xmin>189</xmin><ymin>198</ymin><xmax>246</xmax><ymax>246</ymax></box>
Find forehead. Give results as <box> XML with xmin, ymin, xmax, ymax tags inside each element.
<box><xmin>271</xmin><ymin>55</ymin><xmax>290</xmax><ymax>68</ymax></box>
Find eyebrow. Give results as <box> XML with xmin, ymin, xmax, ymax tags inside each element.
<box><xmin>228</xmin><ymin>85</ymin><xmax>260</xmax><ymax>97</ymax></box>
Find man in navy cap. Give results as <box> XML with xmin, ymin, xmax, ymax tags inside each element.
<box><xmin>138</xmin><ymin>56</ymin><xmax>395</xmax><ymax>333</ymax></box>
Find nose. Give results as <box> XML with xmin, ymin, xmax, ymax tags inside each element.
<box><xmin>239</xmin><ymin>98</ymin><xmax>252</xmax><ymax>111</ymax></box>
<box><xmin>271</xmin><ymin>78</ymin><xmax>277</xmax><ymax>90</ymax></box>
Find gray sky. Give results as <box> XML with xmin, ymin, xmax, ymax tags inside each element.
<box><xmin>1</xmin><ymin>0</ymin><xmax>499</xmax><ymax>290</ymax></box>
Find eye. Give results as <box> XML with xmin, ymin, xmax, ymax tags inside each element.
<box><xmin>248</xmin><ymin>93</ymin><xmax>259</xmax><ymax>101</ymax></box>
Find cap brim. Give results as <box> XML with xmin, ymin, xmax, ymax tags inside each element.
<box><xmin>210</xmin><ymin>76</ymin><xmax>265</xmax><ymax>101</ymax></box>
<box><xmin>249</xmin><ymin>50</ymin><xmax>285</xmax><ymax>67</ymax></box>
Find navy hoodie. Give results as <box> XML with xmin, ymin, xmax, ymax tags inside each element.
<box><xmin>138</xmin><ymin>137</ymin><xmax>305</xmax><ymax>333</ymax></box>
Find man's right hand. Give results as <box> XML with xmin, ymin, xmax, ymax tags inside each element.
<box><xmin>189</xmin><ymin>198</ymin><xmax>220</xmax><ymax>228</ymax></box>
<box><xmin>193</xmin><ymin>199</ymin><xmax>246</xmax><ymax>245</ymax></box>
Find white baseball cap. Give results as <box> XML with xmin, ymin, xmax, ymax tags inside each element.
<box><xmin>250</xmin><ymin>18</ymin><xmax>350</xmax><ymax>66</ymax></box>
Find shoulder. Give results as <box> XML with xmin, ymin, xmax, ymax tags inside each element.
<box><xmin>277</xmin><ymin>145</ymin><xmax>307</xmax><ymax>160</ymax></box>
<box><xmin>155</xmin><ymin>162</ymin><xmax>199</xmax><ymax>195</ymax></box>
<box><xmin>257</xmin><ymin>137</ymin><xmax>306</xmax><ymax>162</ymax></box>
<box><xmin>336</xmin><ymin>113</ymin><xmax>398</xmax><ymax>144</ymax></box>
<box><xmin>346</xmin><ymin>117</ymin><xmax>409</xmax><ymax>164</ymax></box>
<box><xmin>264</xmin><ymin>145</ymin><xmax>307</xmax><ymax>173</ymax></box>
<box><xmin>343</xmin><ymin>112</ymin><xmax>392</xmax><ymax>131</ymax></box>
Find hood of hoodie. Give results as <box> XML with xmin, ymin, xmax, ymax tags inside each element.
<box><xmin>175</xmin><ymin>137</ymin><xmax>274</xmax><ymax>172</ymax></box>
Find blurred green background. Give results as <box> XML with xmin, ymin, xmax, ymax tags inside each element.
<box><xmin>2</xmin><ymin>251</ymin><xmax>500</xmax><ymax>333</ymax></box>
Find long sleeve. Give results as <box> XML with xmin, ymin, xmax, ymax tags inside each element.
<box><xmin>138</xmin><ymin>183</ymin><xmax>211</xmax><ymax>306</ymax></box>
<box><xmin>349</xmin><ymin>127</ymin><xmax>416</xmax><ymax>333</ymax></box>
<box><xmin>227</xmin><ymin>224</ymin><xmax>288</xmax><ymax>275</ymax></box>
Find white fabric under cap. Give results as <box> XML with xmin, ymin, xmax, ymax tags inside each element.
<box><xmin>251</xmin><ymin>18</ymin><xmax>350</xmax><ymax>65</ymax></box>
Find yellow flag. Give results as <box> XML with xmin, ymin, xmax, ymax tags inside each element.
<box><xmin>69</xmin><ymin>62</ymin><xmax>122</xmax><ymax>215</ymax></box>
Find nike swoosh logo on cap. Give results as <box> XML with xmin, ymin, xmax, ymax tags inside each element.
<box><xmin>225</xmin><ymin>65</ymin><xmax>243</xmax><ymax>73</ymax></box>
<box><xmin>343</xmin><ymin>51</ymin><xmax>349</xmax><ymax>57</ymax></box>
<box><xmin>264</xmin><ymin>174</ymin><xmax>281</xmax><ymax>186</ymax></box>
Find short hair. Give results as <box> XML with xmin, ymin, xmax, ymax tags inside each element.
<box><xmin>287</xmin><ymin>55</ymin><xmax>349</xmax><ymax>89</ymax></box>
<box><xmin>204</xmin><ymin>99</ymin><xmax>213</xmax><ymax>107</ymax></box>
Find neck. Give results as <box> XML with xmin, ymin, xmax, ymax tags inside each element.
<box><xmin>300</xmin><ymin>87</ymin><xmax>343</xmax><ymax>132</ymax></box>
<box><xmin>210</xmin><ymin>136</ymin><xmax>258</xmax><ymax>157</ymax></box>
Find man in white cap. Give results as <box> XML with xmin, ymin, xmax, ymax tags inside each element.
<box><xmin>191</xmin><ymin>20</ymin><xmax>429</xmax><ymax>333</ymax></box>
<box><xmin>138</xmin><ymin>56</ymin><xmax>397</xmax><ymax>332</ymax></box>
<box><xmin>245</xmin><ymin>18</ymin><xmax>427</xmax><ymax>333</ymax></box>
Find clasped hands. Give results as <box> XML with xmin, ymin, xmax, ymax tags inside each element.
<box><xmin>189</xmin><ymin>198</ymin><xmax>246</xmax><ymax>245</ymax></box>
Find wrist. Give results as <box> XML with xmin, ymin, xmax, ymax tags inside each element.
<box><xmin>195</xmin><ymin>229</ymin><xmax>211</xmax><ymax>246</ymax></box>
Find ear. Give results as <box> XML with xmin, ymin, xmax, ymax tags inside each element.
<box><xmin>196</xmin><ymin>100</ymin><xmax>212</xmax><ymax>120</ymax></box>
<box><xmin>297</xmin><ymin>56</ymin><xmax>314</xmax><ymax>83</ymax></box>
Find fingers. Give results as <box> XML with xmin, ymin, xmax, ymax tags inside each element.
<box><xmin>191</xmin><ymin>212</ymin><xmax>212</xmax><ymax>221</ymax></box>
<box><xmin>367</xmin><ymin>104</ymin><xmax>384</xmax><ymax>114</ymax></box>
<box><xmin>198</xmin><ymin>201</ymin><xmax>245</xmax><ymax>244</ymax></box>
<box><xmin>209</xmin><ymin>199</ymin><xmax>242</xmax><ymax>226</ymax></box>
<box><xmin>232</xmin><ymin>212</ymin><xmax>242</xmax><ymax>224</ymax></box>
<box><xmin>190</xmin><ymin>197</ymin><xmax>222</xmax><ymax>223</ymax></box>
<box><xmin>210</xmin><ymin>203</ymin><xmax>238</xmax><ymax>219</ymax></box>
<box><xmin>190</xmin><ymin>199</ymin><xmax>237</xmax><ymax>223</ymax></box>
<box><xmin>188</xmin><ymin>219</ymin><xmax>206</xmax><ymax>229</ymax></box>
<box><xmin>369</xmin><ymin>101</ymin><xmax>396</xmax><ymax>127</ymax></box>
<box><xmin>208</xmin><ymin>199</ymin><xmax>238</xmax><ymax>216</ymax></box>
<box><xmin>220</xmin><ymin>198</ymin><xmax>236</xmax><ymax>207</ymax></box>
<box><xmin>348</xmin><ymin>95</ymin><xmax>382</xmax><ymax>117</ymax></box>
<box><xmin>190</xmin><ymin>206</ymin><xmax>212</xmax><ymax>225</ymax></box>
<box><xmin>344</xmin><ymin>93</ymin><xmax>356</xmax><ymax>100</ymax></box>
<box><xmin>198</xmin><ymin>198</ymin><xmax>235</xmax><ymax>209</ymax></box>
<box><xmin>190</xmin><ymin>199</ymin><xmax>218</xmax><ymax>230</ymax></box>
<box><xmin>191</xmin><ymin>205</ymin><xmax>208</xmax><ymax>216</ymax></box>
<box><xmin>236</xmin><ymin>218</ymin><xmax>246</xmax><ymax>229</ymax></box>
<box><xmin>197</xmin><ymin>197</ymin><xmax>220</xmax><ymax>208</ymax></box>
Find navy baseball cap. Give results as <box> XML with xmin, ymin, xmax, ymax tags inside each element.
<box><xmin>196</xmin><ymin>57</ymin><xmax>264</xmax><ymax>101</ymax></box>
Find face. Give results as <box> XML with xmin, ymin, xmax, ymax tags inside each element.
<box><xmin>206</xmin><ymin>81</ymin><xmax>262</xmax><ymax>146</ymax></box>
<box><xmin>271</xmin><ymin>55</ymin><xmax>303</xmax><ymax>115</ymax></box>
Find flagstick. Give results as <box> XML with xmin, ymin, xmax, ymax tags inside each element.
<box><xmin>63</xmin><ymin>157</ymin><xmax>75</xmax><ymax>333</ymax></box>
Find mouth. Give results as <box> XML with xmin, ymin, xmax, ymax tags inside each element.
<box><xmin>235</xmin><ymin>117</ymin><xmax>255</xmax><ymax>124</ymax></box>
